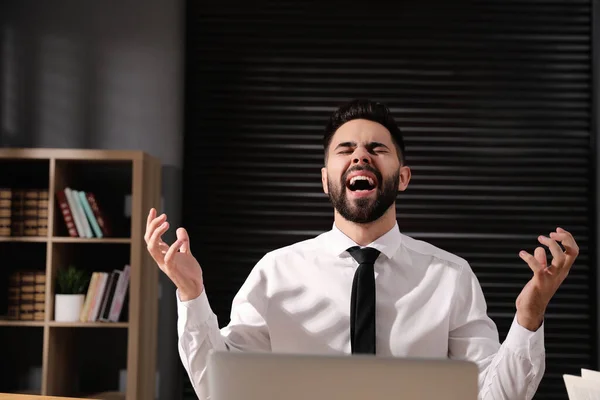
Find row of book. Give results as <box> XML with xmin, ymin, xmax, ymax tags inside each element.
<box><xmin>0</xmin><ymin>189</ymin><xmax>49</xmax><ymax>236</ymax></box>
<box><xmin>57</xmin><ymin>187</ymin><xmax>111</xmax><ymax>238</ymax></box>
<box><xmin>80</xmin><ymin>265</ymin><xmax>130</xmax><ymax>322</ymax></box>
<box><xmin>7</xmin><ymin>270</ymin><xmax>46</xmax><ymax>321</ymax></box>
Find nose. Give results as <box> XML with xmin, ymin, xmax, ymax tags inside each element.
<box><xmin>352</xmin><ymin>146</ymin><xmax>372</xmax><ymax>165</ymax></box>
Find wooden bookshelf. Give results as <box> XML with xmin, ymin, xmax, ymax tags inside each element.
<box><xmin>0</xmin><ymin>148</ymin><xmax>161</xmax><ymax>400</ymax></box>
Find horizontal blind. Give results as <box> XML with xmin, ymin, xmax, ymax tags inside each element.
<box><xmin>183</xmin><ymin>1</ymin><xmax>595</xmax><ymax>398</ymax></box>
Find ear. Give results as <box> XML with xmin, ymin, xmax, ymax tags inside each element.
<box><xmin>321</xmin><ymin>167</ymin><xmax>329</xmax><ymax>194</ymax></box>
<box><xmin>398</xmin><ymin>166</ymin><xmax>411</xmax><ymax>192</ymax></box>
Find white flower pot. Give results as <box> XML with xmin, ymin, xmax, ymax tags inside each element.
<box><xmin>54</xmin><ymin>294</ymin><xmax>84</xmax><ymax>322</ymax></box>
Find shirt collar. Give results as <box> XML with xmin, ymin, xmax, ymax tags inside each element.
<box><xmin>323</xmin><ymin>221</ymin><xmax>402</xmax><ymax>260</ymax></box>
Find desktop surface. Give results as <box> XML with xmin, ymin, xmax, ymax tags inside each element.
<box><xmin>0</xmin><ymin>395</ymin><xmax>89</xmax><ymax>400</ymax></box>
<box><xmin>207</xmin><ymin>351</ymin><xmax>479</xmax><ymax>400</ymax></box>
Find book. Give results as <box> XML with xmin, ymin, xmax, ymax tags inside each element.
<box><xmin>108</xmin><ymin>265</ymin><xmax>130</xmax><ymax>322</ymax></box>
<box><xmin>0</xmin><ymin>188</ymin><xmax>11</xmax><ymax>236</ymax></box>
<box><xmin>80</xmin><ymin>272</ymin><xmax>100</xmax><ymax>321</ymax></box>
<box><xmin>11</xmin><ymin>189</ymin><xmax>24</xmax><ymax>236</ymax></box>
<box><xmin>64</xmin><ymin>188</ymin><xmax>86</xmax><ymax>238</ymax></box>
<box><xmin>38</xmin><ymin>189</ymin><xmax>49</xmax><ymax>236</ymax></box>
<box><xmin>60</xmin><ymin>188</ymin><xmax>111</xmax><ymax>238</ymax></box>
<box><xmin>98</xmin><ymin>270</ymin><xmax>121</xmax><ymax>322</ymax></box>
<box><xmin>7</xmin><ymin>270</ymin><xmax>45</xmax><ymax>320</ymax></box>
<box><xmin>56</xmin><ymin>190</ymin><xmax>79</xmax><ymax>237</ymax></box>
<box><xmin>72</xmin><ymin>189</ymin><xmax>93</xmax><ymax>238</ymax></box>
<box><xmin>23</xmin><ymin>190</ymin><xmax>39</xmax><ymax>236</ymax></box>
<box><xmin>88</xmin><ymin>272</ymin><xmax>108</xmax><ymax>321</ymax></box>
<box><xmin>73</xmin><ymin>266</ymin><xmax>130</xmax><ymax>323</ymax></box>
<box><xmin>86</xmin><ymin>192</ymin><xmax>112</xmax><ymax>236</ymax></box>
<box><xmin>7</xmin><ymin>273</ymin><xmax>20</xmax><ymax>319</ymax></box>
<box><xmin>78</xmin><ymin>190</ymin><xmax>103</xmax><ymax>238</ymax></box>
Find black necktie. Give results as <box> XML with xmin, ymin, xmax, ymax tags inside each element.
<box><xmin>347</xmin><ymin>246</ymin><xmax>381</xmax><ymax>354</ymax></box>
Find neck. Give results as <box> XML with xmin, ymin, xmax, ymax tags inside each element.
<box><xmin>333</xmin><ymin>207</ymin><xmax>397</xmax><ymax>246</ymax></box>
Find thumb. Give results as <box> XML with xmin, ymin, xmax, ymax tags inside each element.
<box><xmin>176</xmin><ymin>227</ymin><xmax>191</xmax><ymax>254</ymax></box>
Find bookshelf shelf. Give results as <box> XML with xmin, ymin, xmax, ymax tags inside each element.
<box><xmin>0</xmin><ymin>320</ymin><xmax>129</xmax><ymax>328</ymax></box>
<box><xmin>0</xmin><ymin>320</ymin><xmax>44</xmax><ymax>327</ymax></box>
<box><xmin>0</xmin><ymin>148</ymin><xmax>161</xmax><ymax>400</ymax></box>
<box><xmin>0</xmin><ymin>236</ymin><xmax>48</xmax><ymax>243</ymax></box>
<box><xmin>51</xmin><ymin>237</ymin><xmax>132</xmax><ymax>244</ymax></box>
<box><xmin>48</xmin><ymin>322</ymin><xmax>129</xmax><ymax>328</ymax></box>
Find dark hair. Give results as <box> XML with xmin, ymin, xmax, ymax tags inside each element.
<box><xmin>323</xmin><ymin>99</ymin><xmax>406</xmax><ymax>164</ymax></box>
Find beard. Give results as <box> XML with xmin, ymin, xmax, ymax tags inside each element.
<box><xmin>327</xmin><ymin>165</ymin><xmax>400</xmax><ymax>224</ymax></box>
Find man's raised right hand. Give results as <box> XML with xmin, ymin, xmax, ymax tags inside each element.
<box><xmin>144</xmin><ymin>208</ymin><xmax>204</xmax><ymax>301</ymax></box>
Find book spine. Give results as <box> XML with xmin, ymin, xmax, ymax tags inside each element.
<box><xmin>78</xmin><ymin>191</ymin><xmax>103</xmax><ymax>238</ymax></box>
<box><xmin>38</xmin><ymin>189</ymin><xmax>49</xmax><ymax>236</ymax></box>
<box><xmin>56</xmin><ymin>190</ymin><xmax>79</xmax><ymax>237</ymax></box>
<box><xmin>11</xmin><ymin>189</ymin><xmax>24</xmax><ymax>236</ymax></box>
<box><xmin>72</xmin><ymin>190</ymin><xmax>93</xmax><ymax>238</ymax></box>
<box><xmin>85</xmin><ymin>193</ymin><xmax>111</xmax><ymax>237</ymax></box>
<box><xmin>99</xmin><ymin>270</ymin><xmax>121</xmax><ymax>322</ymax></box>
<box><xmin>109</xmin><ymin>265</ymin><xmax>131</xmax><ymax>322</ymax></box>
<box><xmin>64</xmin><ymin>188</ymin><xmax>85</xmax><ymax>238</ymax></box>
<box><xmin>80</xmin><ymin>272</ymin><xmax>99</xmax><ymax>322</ymax></box>
<box><xmin>19</xmin><ymin>271</ymin><xmax>37</xmax><ymax>320</ymax></box>
<box><xmin>7</xmin><ymin>271</ymin><xmax>20</xmax><ymax>320</ymax></box>
<box><xmin>88</xmin><ymin>272</ymin><xmax>108</xmax><ymax>321</ymax></box>
<box><xmin>0</xmin><ymin>188</ymin><xmax>11</xmax><ymax>236</ymax></box>
<box><xmin>23</xmin><ymin>190</ymin><xmax>39</xmax><ymax>236</ymax></box>
<box><xmin>34</xmin><ymin>271</ymin><xmax>46</xmax><ymax>321</ymax></box>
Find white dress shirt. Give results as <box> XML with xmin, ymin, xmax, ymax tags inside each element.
<box><xmin>177</xmin><ymin>222</ymin><xmax>545</xmax><ymax>400</ymax></box>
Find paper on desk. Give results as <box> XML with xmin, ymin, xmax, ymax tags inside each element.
<box><xmin>564</xmin><ymin>374</ymin><xmax>600</xmax><ymax>400</ymax></box>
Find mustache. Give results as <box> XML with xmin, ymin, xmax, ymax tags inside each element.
<box><xmin>342</xmin><ymin>165</ymin><xmax>383</xmax><ymax>184</ymax></box>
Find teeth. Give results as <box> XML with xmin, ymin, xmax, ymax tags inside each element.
<box><xmin>350</xmin><ymin>175</ymin><xmax>374</xmax><ymax>186</ymax></box>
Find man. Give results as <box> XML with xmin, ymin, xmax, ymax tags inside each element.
<box><xmin>145</xmin><ymin>99</ymin><xmax>579</xmax><ymax>400</ymax></box>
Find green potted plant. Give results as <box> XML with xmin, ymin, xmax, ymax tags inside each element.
<box><xmin>54</xmin><ymin>265</ymin><xmax>90</xmax><ymax>322</ymax></box>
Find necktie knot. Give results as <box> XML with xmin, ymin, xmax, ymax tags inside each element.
<box><xmin>347</xmin><ymin>246</ymin><xmax>381</xmax><ymax>265</ymax></box>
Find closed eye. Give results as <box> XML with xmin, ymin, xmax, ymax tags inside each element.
<box><xmin>333</xmin><ymin>141</ymin><xmax>391</xmax><ymax>155</ymax></box>
<box><xmin>335</xmin><ymin>142</ymin><xmax>356</xmax><ymax>155</ymax></box>
<box><xmin>368</xmin><ymin>142</ymin><xmax>390</xmax><ymax>154</ymax></box>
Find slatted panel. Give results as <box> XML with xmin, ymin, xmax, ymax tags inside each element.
<box><xmin>183</xmin><ymin>1</ymin><xmax>595</xmax><ymax>398</ymax></box>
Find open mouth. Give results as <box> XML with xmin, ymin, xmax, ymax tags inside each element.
<box><xmin>345</xmin><ymin>172</ymin><xmax>378</xmax><ymax>193</ymax></box>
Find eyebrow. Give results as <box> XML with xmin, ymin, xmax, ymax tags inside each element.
<box><xmin>334</xmin><ymin>141</ymin><xmax>390</xmax><ymax>151</ymax></box>
<box><xmin>334</xmin><ymin>141</ymin><xmax>356</xmax><ymax>150</ymax></box>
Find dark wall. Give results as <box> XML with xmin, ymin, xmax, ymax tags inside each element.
<box><xmin>0</xmin><ymin>1</ymin><xmax>184</xmax><ymax>399</ymax></box>
<box><xmin>183</xmin><ymin>1</ymin><xmax>596</xmax><ymax>399</ymax></box>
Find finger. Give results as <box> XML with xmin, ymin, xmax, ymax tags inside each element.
<box><xmin>164</xmin><ymin>238</ymin><xmax>184</xmax><ymax>268</ymax></box>
<box><xmin>550</xmin><ymin>228</ymin><xmax>580</xmax><ymax>257</ymax></box>
<box><xmin>519</xmin><ymin>250</ymin><xmax>544</xmax><ymax>274</ymax></box>
<box><xmin>158</xmin><ymin>241</ymin><xmax>170</xmax><ymax>255</ymax></box>
<box><xmin>534</xmin><ymin>246</ymin><xmax>547</xmax><ymax>268</ymax></box>
<box><xmin>146</xmin><ymin>208</ymin><xmax>156</xmax><ymax>232</ymax></box>
<box><xmin>144</xmin><ymin>213</ymin><xmax>167</xmax><ymax>243</ymax></box>
<box><xmin>537</xmin><ymin>235</ymin><xmax>566</xmax><ymax>267</ymax></box>
<box><xmin>150</xmin><ymin>220</ymin><xmax>169</xmax><ymax>246</ymax></box>
<box><xmin>145</xmin><ymin>210</ymin><xmax>161</xmax><ymax>242</ymax></box>
<box><xmin>177</xmin><ymin>227</ymin><xmax>191</xmax><ymax>254</ymax></box>
<box><xmin>148</xmin><ymin>221</ymin><xmax>170</xmax><ymax>260</ymax></box>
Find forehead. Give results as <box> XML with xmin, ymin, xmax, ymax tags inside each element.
<box><xmin>330</xmin><ymin>119</ymin><xmax>394</xmax><ymax>147</ymax></box>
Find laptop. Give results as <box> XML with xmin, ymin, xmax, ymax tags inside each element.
<box><xmin>207</xmin><ymin>350</ymin><xmax>478</xmax><ymax>400</ymax></box>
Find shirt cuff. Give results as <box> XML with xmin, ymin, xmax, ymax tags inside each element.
<box><xmin>502</xmin><ymin>314</ymin><xmax>545</xmax><ymax>360</ymax></box>
<box><xmin>176</xmin><ymin>288</ymin><xmax>214</xmax><ymax>326</ymax></box>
